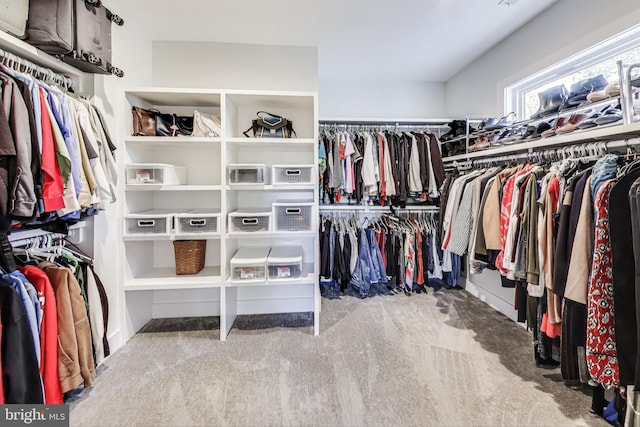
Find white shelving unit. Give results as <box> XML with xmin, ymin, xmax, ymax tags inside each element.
<box><xmin>122</xmin><ymin>88</ymin><xmax>319</xmax><ymax>341</ymax></box>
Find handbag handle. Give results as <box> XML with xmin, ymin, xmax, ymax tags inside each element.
<box><xmin>257</xmin><ymin>111</ymin><xmax>283</xmax><ymax>120</ymax></box>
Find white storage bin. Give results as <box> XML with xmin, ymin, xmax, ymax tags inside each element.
<box><xmin>228</xmin><ymin>164</ymin><xmax>266</xmax><ymax>185</ymax></box>
<box><xmin>126</xmin><ymin>163</ymin><xmax>187</xmax><ymax>185</ymax></box>
<box><xmin>272</xmin><ymin>200</ymin><xmax>314</xmax><ymax>232</ymax></box>
<box><xmin>175</xmin><ymin>209</ymin><xmax>221</xmax><ymax>236</ymax></box>
<box><xmin>228</xmin><ymin>208</ymin><xmax>272</xmax><ymax>233</ymax></box>
<box><xmin>268</xmin><ymin>246</ymin><xmax>303</xmax><ymax>281</ymax></box>
<box><xmin>124</xmin><ymin>209</ymin><xmax>177</xmax><ymax>237</ymax></box>
<box><xmin>271</xmin><ymin>165</ymin><xmax>314</xmax><ymax>186</ymax></box>
<box><xmin>230</xmin><ymin>247</ymin><xmax>270</xmax><ymax>283</ymax></box>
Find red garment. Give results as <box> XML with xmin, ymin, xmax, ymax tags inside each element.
<box><xmin>18</xmin><ymin>266</ymin><xmax>63</xmax><ymax>404</ymax></box>
<box><xmin>39</xmin><ymin>87</ymin><xmax>65</xmax><ymax>212</ymax></box>
<box><xmin>496</xmin><ymin>166</ymin><xmax>531</xmax><ymax>274</ymax></box>
<box><xmin>415</xmin><ymin>228</ymin><xmax>424</xmax><ymax>285</ymax></box>
<box><xmin>540</xmin><ymin>313</ymin><xmax>561</xmax><ymax>339</ymax></box>
<box><xmin>586</xmin><ymin>179</ymin><xmax>619</xmax><ymax>387</ymax></box>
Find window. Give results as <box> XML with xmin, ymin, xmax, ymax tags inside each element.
<box><xmin>506</xmin><ymin>24</ymin><xmax>640</xmax><ymax>120</ymax></box>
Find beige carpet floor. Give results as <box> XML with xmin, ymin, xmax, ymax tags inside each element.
<box><xmin>69</xmin><ymin>289</ymin><xmax>608</xmax><ymax>427</ymax></box>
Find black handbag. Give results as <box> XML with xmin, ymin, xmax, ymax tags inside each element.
<box><xmin>155</xmin><ymin>113</ymin><xmax>194</xmax><ymax>137</ymax></box>
<box><xmin>243</xmin><ymin>111</ymin><xmax>297</xmax><ymax>138</ymax></box>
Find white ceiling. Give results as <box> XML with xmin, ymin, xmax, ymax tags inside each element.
<box><xmin>118</xmin><ymin>0</ymin><xmax>557</xmax><ymax>82</ymax></box>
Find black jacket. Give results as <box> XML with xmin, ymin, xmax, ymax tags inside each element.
<box><xmin>0</xmin><ymin>283</ymin><xmax>43</xmax><ymax>403</ymax></box>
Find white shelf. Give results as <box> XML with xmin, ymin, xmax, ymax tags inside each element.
<box><xmin>226</xmin><ymin>184</ymin><xmax>315</xmax><ymax>191</ymax></box>
<box><xmin>126</xmin><ymin>184</ymin><xmax>221</xmax><ymax>192</ymax></box>
<box><xmin>122</xmin><ymin>86</ymin><xmax>319</xmax><ymax>340</ymax></box>
<box><xmin>125</xmin><ymin>136</ymin><xmax>221</xmax><ymax>146</ymax></box>
<box><xmin>174</xmin><ymin>233</ymin><xmax>221</xmax><ymax>240</ymax></box>
<box><xmin>227</xmin><ymin>263</ymin><xmax>315</xmax><ymax>287</ymax></box>
<box><xmin>443</xmin><ymin>120</ymin><xmax>640</xmax><ymax>163</ymax></box>
<box><xmin>227</xmin><ymin>231</ymin><xmax>315</xmax><ymax>239</ymax></box>
<box><xmin>125</xmin><ymin>88</ymin><xmax>222</xmax><ymax>106</ymax></box>
<box><xmin>124</xmin><ymin>266</ymin><xmax>221</xmax><ymax>291</ymax></box>
<box><xmin>225</xmin><ymin>91</ymin><xmax>315</xmax><ymax>108</ymax></box>
<box><xmin>226</xmin><ymin>137</ymin><xmax>316</xmax><ymax>147</ymax></box>
<box><xmin>124</xmin><ymin>234</ymin><xmax>172</xmax><ymax>242</ymax></box>
<box><xmin>0</xmin><ymin>30</ymin><xmax>86</xmax><ymax>77</ymax></box>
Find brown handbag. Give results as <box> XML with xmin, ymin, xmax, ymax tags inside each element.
<box><xmin>132</xmin><ymin>107</ymin><xmax>156</xmax><ymax>136</ymax></box>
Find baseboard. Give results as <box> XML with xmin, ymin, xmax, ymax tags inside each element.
<box><xmin>464</xmin><ymin>279</ymin><xmax>519</xmax><ymax>323</ymax></box>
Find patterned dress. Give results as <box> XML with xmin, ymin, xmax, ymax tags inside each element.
<box><xmin>586</xmin><ymin>179</ymin><xmax>619</xmax><ymax>387</ymax></box>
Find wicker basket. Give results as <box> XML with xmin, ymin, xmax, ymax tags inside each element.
<box><xmin>173</xmin><ymin>240</ymin><xmax>206</xmax><ymax>275</ymax></box>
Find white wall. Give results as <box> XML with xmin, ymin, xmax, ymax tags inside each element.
<box><xmin>91</xmin><ymin>0</ymin><xmax>153</xmax><ymax>352</ymax></box>
<box><xmin>152</xmin><ymin>41</ymin><xmax>317</xmax><ymax>91</ymax></box>
<box><xmin>445</xmin><ymin>0</ymin><xmax>640</xmax><ymax>118</ymax></box>
<box><xmin>319</xmin><ymin>79</ymin><xmax>445</xmax><ymax>119</ymax></box>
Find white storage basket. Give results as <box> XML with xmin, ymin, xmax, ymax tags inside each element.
<box><xmin>228</xmin><ymin>209</ymin><xmax>272</xmax><ymax>233</ymax></box>
<box><xmin>124</xmin><ymin>209</ymin><xmax>177</xmax><ymax>237</ymax></box>
<box><xmin>227</xmin><ymin>164</ymin><xmax>266</xmax><ymax>185</ymax></box>
<box><xmin>230</xmin><ymin>247</ymin><xmax>270</xmax><ymax>283</ymax></box>
<box><xmin>126</xmin><ymin>163</ymin><xmax>187</xmax><ymax>185</ymax></box>
<box><xmin>271</xmin><ymin>165</ymin><xmax>314</xmax><ymax>186</ymax></box>
<box><xmin>175</xmin><ymin>209</ymin><xmax>221</xmax><ymax>237</ymax></box>
<box><xmin>267</xmin><ymin>246</ymin><xmax>303</xmax><ymax>281</ymax></box>
<box><xmin>272</xmin><ymin>200</ymin><xmax>314</xmax><ymax>232</ymax></box>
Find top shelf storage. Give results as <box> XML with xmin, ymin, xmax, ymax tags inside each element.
<box><xmin>126</xmin><ymin>88</ymin><xmax>222</xmax><ymax>108</ymax></box>
<box><xmin>225</xmin><ymin>91</ymin><xmax>316</xmax><ymax>139</ymax></box>
<box><xmin>125</xmin><ymin>88</ymin><xmax>317</xmax><ymax>140</ymax></box>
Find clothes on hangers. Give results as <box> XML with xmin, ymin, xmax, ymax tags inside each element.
<box><xmin>319</xmin><ymin>128</ymin><xmax>445</xmax><ymax>207</ymax></box>
<box><xmin>0</xmin><ymin>235</ymin><xmax>110</xmax><ymax>403</ymax></box>
<box><xmin>0</xmin><ymin>62</ymin><xmax>117</xmax><ymax>235</ymax></box>
<box><xmin>441</xmin><ymin>151</ymin><xmax>640</xmax><ymax>424</ymax></box>
<box><xmin>319</xmin><ymin>211</ymin><xmax>459</xmax><ymax>298</ymax></box>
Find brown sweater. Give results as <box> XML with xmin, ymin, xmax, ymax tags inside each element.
<box><xmin>39</xmin><ymin>262</ymin><xmax>96</xmax><ymax>393</ymax></box>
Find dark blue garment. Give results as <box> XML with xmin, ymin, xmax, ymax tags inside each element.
<box><xmin>367</xmin><ymin>229</ymin><xmax>387</xmax><ymax>285</ymax></box>
<box><xmin>1</xmin><ymin>272</ymin><xmax>40</xmax><ymax>364</ymax></box>
<box><xmin>350</xmin><ymin>229</ymin><xmax>373</xmax><ymax>297</ymax></box>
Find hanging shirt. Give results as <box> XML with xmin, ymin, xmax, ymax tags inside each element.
<box><xmin>344</xmin><ymin>132</ymin><xmax>355</xmax><ymax>195</ymax></box>
<box><xmin>407</xmin><ymin>133</ymin><xmax>421</xmax><ymax>193</ymax></box>
<box><xmin>38</xmin><ymin>86</ymin><xmax>66</xmax><ymax>212</ymax></box>
<box><xmin>18</xmin><ymin>266</ymin><xmax>64</xmax><ymax>404</ymax></box>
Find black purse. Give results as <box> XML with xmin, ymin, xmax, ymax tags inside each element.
<box><xmin>243</xmin><ymin>111</ymin><xmax>297</xmax><ymax>138</ymax></box>
<box><xmin>155</xmin><ymin>112</ymin><xmax>194</xmax><ymax>136</ymax></box>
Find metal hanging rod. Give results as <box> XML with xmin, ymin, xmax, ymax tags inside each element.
<box><xmin>319</xmin><ymin>204</ymin><xmax>439</xmax><ymax>212</ymax></box>
<box><xmin>319</xmin><ymin>121</ymin><xmax>450</xmax><ymax>128</ymax></box>
<box><xmin>446</xmin><ymin>137</ymin><xmax>640</xmax><ymax>168</ymax></box>
<box><xmin>0</xmin><ymin>47</ymin><xmax>74</xmax><ymax>90</ymax></box>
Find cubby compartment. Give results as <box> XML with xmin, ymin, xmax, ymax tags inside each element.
<box><xmin>126</xmin><ymin>163</ymin><xmax>187</xmax><ymax>185</ymax></box>
<box><xmin>272</xmin><ymin>200</ymin><xmax>314</xmax><ymax>232</ymax></box>
<box><xmin>271</xmin><ymin>165</ymin><xmax>314</xmax><ymax>186</ymax></box>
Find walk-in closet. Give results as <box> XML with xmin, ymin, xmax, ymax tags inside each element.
<box><xmin>2</xmin><ymin>1</ymin><xmax>640</xmax><ymax>426</ymax></box>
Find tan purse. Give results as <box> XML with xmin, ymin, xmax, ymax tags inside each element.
<box><xmin>192</xmin><ymin>110</ymin><xmax>221</xmax><ymax>137</ymax></box>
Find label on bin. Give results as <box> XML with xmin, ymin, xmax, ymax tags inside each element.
<box><xmin>136</xmin><ymin>170</ymin><xmax>152</xmax><ymax>182</ymax></box>
<box><xmin>240</xmin><ymin>268</ymin><xmax>254</xmax><ymax>279</ymax></box>
<box><xmin>277</xmin><ymin>267</ymin><xmax>291</xmax><ymax>277</ymax></box>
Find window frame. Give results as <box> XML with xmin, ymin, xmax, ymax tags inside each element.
<box><xmin>505</xmin><ymin>23</ymin><xmax>640</xmax><ymax>119</ymax></box>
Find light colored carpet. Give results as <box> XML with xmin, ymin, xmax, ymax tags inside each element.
<box><xmin>69</xmin><ymin>289</ymin><xmax>608</xmax><ymax>427</ymax></box>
